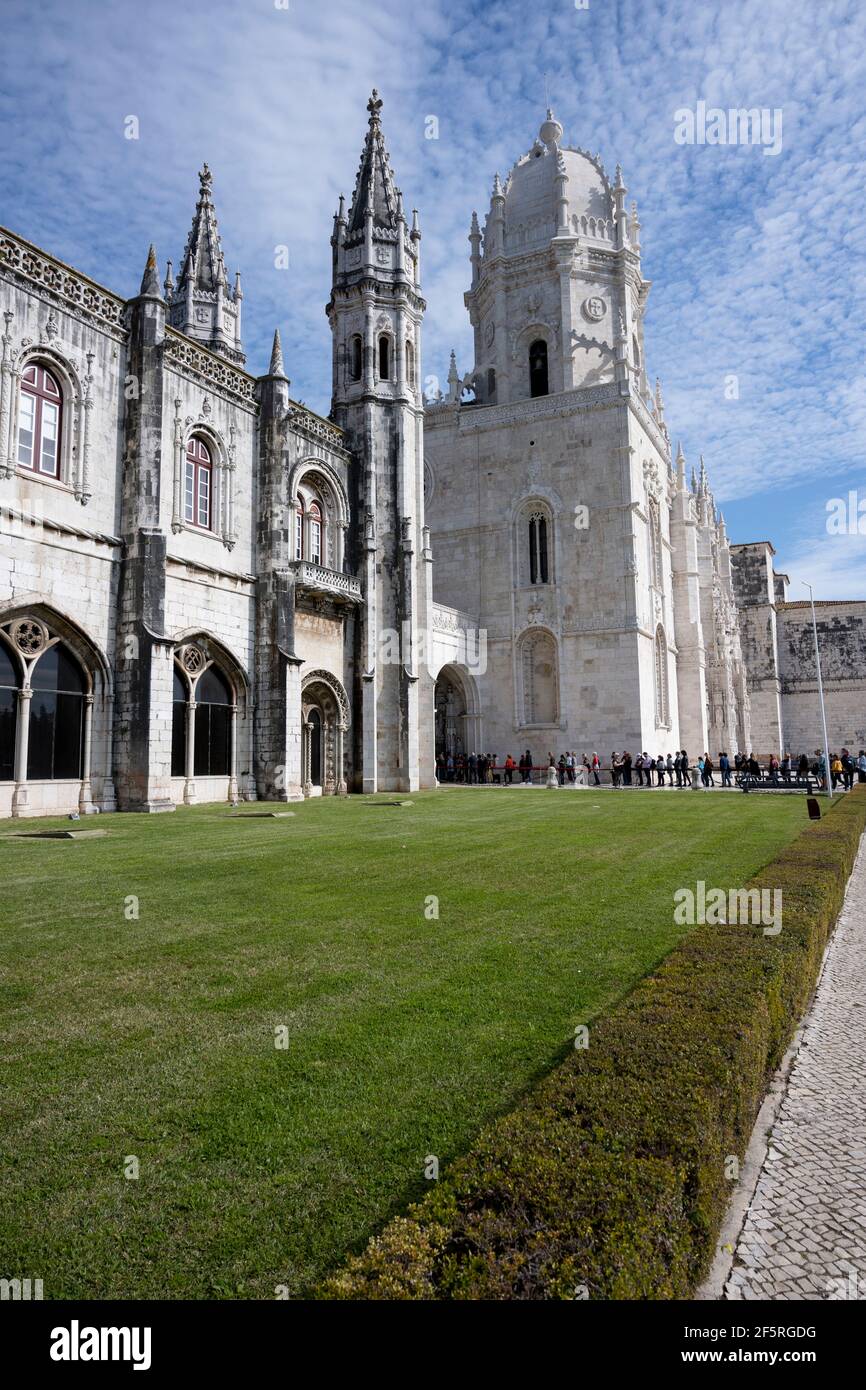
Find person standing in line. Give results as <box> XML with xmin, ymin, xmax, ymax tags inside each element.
<box><xmin>610</xmin><ymin>752</ymin><xmax>621</xmax><ymax>788</ymax></box>
<box><xmin>858</xmin><ymin>750</ymin><xmax>866</xmax><ymax>784</ymax></box>
<box><xmin>719</xmin><ymin>751</ymin><xmax>731</xmax><ymax>787</ymax></box>
<box><xmin>622</xmin><ymin>751</ymin><xmax>633</xmax><ymax>786</ymax></box>
<box><xmin>524</xmin><ymin>749</ymin><xmax>533</xmax><ymax>784</ymax></box>
<box><xmin>591</xmin><ymin>752</ymin><xmax>601</xmax><ymax>786</ymax></box>
<box><xmin>666</xmin><ymin>752</ymin><xmax>674</xmax><ymax>785</ymax></box>
<box><xmin>504</xmin><ymin>754</ymin><xmax>515</xmax><ymax>785</ymax></box>
<box><xmin>635</xmin><ymin>753</ymin><xmax>644</xmax><ymax>787</ymax></box>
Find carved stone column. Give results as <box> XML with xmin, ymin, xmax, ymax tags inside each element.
<box><xmin>303</xmin><ymin>719</ymin><xmax>313</xmax><ymax>797</ymax></box>
<box><xmin>78</xmin><ymin>693</ymin><xmax>94</xmax><ymax>813</ymax></box>
<box><xmin>228</xmin><ymin>704</ymin><xmax>238</xmax><ymax>802</ymax></box>
<box><xmin>184</xmin><ymin>699</ymin><xmax>197</xmax><ymax>804</ymax></box>
<box><xmin>336</xmin><ymin>722</ymin><xmax>347</xmax><ymax>795</ymax></box>
<box><xmin>12</xmin><ymin>688</ymin><xmax>32</xmax><ymax>816</ymax></box>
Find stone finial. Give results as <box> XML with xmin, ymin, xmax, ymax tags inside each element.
<box><xmin>233</xmin><ymin>270</ymin><xmax>243</xmax><ymax>302</ymax></box>
<box><xmin>269</xmin><ymin>328</ymin><xmax>287</xmax><ymax>379</ymax></box>
<box><xmin>140</xmin><ymin>244</ymin><xmax>161</xmax><ymax>298</ymax></box>
<box><xmin>163</xmin><ymin>258</ymin><xmax>174</xmax><ymax>302</ymax></box>
<box><xmin>367</xmin><ymin>88</ymin><xmax>383</xmax><ymax>124</ymax></box>
<box><xmin>539</xmin><ymin>108</ymin><xmax>563</xmax><ymax>147</ymax></box>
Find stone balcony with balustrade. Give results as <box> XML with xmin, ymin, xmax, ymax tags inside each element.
<box><xmin>288</xmin><ymin>560</ymin><xmax>362</xmax><ymax>606</ymax></box>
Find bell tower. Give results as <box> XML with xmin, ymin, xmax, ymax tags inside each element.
<box><xmin>327</xmin><ymin>90</ymin><xmax>429</xmax><ymax>791</ymax></box>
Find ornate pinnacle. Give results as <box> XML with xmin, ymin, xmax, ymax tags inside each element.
<box><xmin>140</xmin><ymin>243</ymin><xmax>161</xmax><ymax>298</ymax></box>
<box><xmin>269</xmin><ymin>328</ymin><xmax>287</xmax><ymax>379</ymax></box>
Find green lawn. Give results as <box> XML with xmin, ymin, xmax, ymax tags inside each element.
<box><xmin>0</xmin><ymin>788</ymin><xmax>807</xmax><ymax>1299</ymax></box>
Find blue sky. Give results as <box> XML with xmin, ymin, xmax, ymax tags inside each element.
<box><xmin>1</xmin><ymin>0</ymin><xmax>864</xmax><ymax>598</ymax></box>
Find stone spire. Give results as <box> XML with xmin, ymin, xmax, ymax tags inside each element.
<box><xmin>139</xmin><ymin>244</ymin><xmax>161</xmax><ymax>298</ymax></box>
<box><xmin>346</xmin><ymin>89</ymin><xmax>400</xmax><ymax>234</ymax></box>
<box><xmin>176</xmin><ymin>165</ymin><xmax>229</xmax><ymax>294</ymax></box>
<box><xmin>268</xmin><ymin>328</ymin><xmax>287</xmax><ymax>379</ymax></box>
<box><xmin>169</xmin><ymin>165</ymin><xmax>244</xmax><ymax>364</ymax></box>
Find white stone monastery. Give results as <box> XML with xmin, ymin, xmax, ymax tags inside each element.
<box><xmin>0</xmin><ymin>95</ymin><xmax>863</xmax><ymax>815</ymax></box>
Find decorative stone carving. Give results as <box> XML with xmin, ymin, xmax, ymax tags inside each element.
<box><xmin>582</xmin><ymin>295</ymin><xmax>606</xmax><ymax>322</ymax></box>
<box><xmin>11</xmin><ymin>617</ymin><xmax>49</xmax><ymax>656</ymax></box>
<box><xmin>181</xmin><ymin>644</ymin><xmax>204</xmax><ymax>675</ymax></box>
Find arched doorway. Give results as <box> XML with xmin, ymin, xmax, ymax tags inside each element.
<box><xmin>301</xmin><ymin>670</ymin><xmax>350</xmax><ymax>797</ymax></box>
<box><xmin>433</xmin><ymin>664</ymin><xmax>482</xmax><ymax>768</ymax></box>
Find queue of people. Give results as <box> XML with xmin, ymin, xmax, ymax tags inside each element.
<box><xmin>434</xmin><ymin>747</ymin><xmax>866</xmax><ymax>790</ymax></box>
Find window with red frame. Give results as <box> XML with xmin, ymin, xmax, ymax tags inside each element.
<box><xmin>308</xmin><ymin>501</ymin><xmax>322</xmax><ymax>564</ymax></box>
<box><xmin>184</xmin><ymin>437</ymin><xmax>213</xmax><ymax>529</ymax></box>
<box><xmin>18</xmin><ymin>364</ymin><xmax>62</xmax><ymax>477</ymax></box>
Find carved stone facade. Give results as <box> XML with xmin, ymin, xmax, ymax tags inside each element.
<box><xmin>424</xmin><ymin>110</ymin><xmax>865</xmax><ymax>763</ymax></box>
<box><xmin>1</xmin><ymin>102</ymin><xmax>863</xmax><ymax>818</ymax></box>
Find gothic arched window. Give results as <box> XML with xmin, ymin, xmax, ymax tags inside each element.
<box><xmin>655</xmin><ymin>625</ymin><xmax>669</xmax><ymax>727</ymax></box>
<box><xmin>406</xmin><ymin>340</ymin><xmax>415</xmax><ymax>388</ymax></box>
<box><xmin>171</xmin><ymin>669</ymin><xmax>187</xmax><ymax>777</ymax></box>
<box><xmin>18</xmin><ymin>363</ymin><xmax>62</xmax><ymax>477</ymax></box>
<box><xmin>378</xmin><ymin>335</ymin><xmax>391</xmax><ymax>381</ymax></box>
<box><xmin>184</xmin><ymin>436</ymin><xmax>213</xmax><ymax>530</ymax></box>
<box><xmin>0</xmin><ymin>640</ymin><xmax>19</xmax><ymax>782</ymax></box>
<box><xmin>294</xmin><ymin>483</ymin><xmax>329</xmax><ymax>566</ymax></box>
<box><xmin>521</xmin><ymin>631</ymin><xmax>558</xmax><ymax>725</ymax></box>
<box><xmin>194</xmin><ymin>666</ymin><xmax>232</xmax><ymax>776</ymax></box>
<box><xmin>308</xmin><ymin>501</ymin><xmax>323</xmax><ymax>565</ymax></box>
<box><xmin>528</xmin><ymin>511</ymin><xmax>549</xmax><ymax>585</ymax></box>
<box><xmin>529</xmin><ymin>339</ymin><xmax>548</xmax><ymax>398</ymax></box>
<box><xmin>171</xmin><ymin>658</ymin><xmax>233</xmax><ymax>780</ymax></box>
<box><xmin>28</xmin><ymin>641</ymin><xmax>85</xmax><ymax>780</ymax></box>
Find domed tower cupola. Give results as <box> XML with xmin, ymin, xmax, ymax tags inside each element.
<box><xmin>463</xmin><ymin>109</ymin><xmax>648</xmax><ymax>406</ymax></box>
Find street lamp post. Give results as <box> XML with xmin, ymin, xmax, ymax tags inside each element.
<box><xmin>803</xmin><ymin>581</ymin><xmax>833</xmax><ymax>798</ymax></box>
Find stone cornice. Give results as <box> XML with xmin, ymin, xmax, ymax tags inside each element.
<box><xmin>164</xmin><ymin>328</ymin><xmax>257</xmax><ymax>410</ymax></box>
<box><xmin>0</xmin><ymin>224</ymin><xmax>126</xmax><ymax>341</ymax></box>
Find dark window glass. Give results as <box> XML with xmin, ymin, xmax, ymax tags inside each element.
<box><xmin>0</xmin><ymin>688</ymin><xmax>16</xmax><ymax>781</ymax></box>
<box><xmin>197</xmin><ymin>667</ymin><xmax>231</xmax><ymax>705</ymax></box>
<box><xmin>172</xmin><ymin>706</ymin><xmax>187</xmax><ymax>777</ymax></box>
<box><xmin>31</xmin><ymin>644</ymin><xmax>85</xmax><ymax>693</ymax></box>
<box><xmin>193</xmin><ymin>666</ymin><xmax>232</xmax><ymax>776</ymax></box>
<box><xmin>27</xmin><ymin>642</ymin><xmax>84</xmax><ymax>779</ymax></box>
<box><xmin>0</xmin><ymin>643</ymin><xmax>17</xmax><ymax>688</ymax></box>
<box><xmin>539</xmin><ymin>517</ymin><xmax>549</xmax><ymax>583</ymax></box>
<box><xmin>194</xmin><ymin>703</ymin><xmax>230</xmax><ymax>777</ymax></box>
<box><xmin>529</xmin><ymin>339</ymin><xmax>548</xmax><ymax>398</ymax></box>
<box><xmin>351</xmin><ymin>336</ymin><xmax>362</xmax><ymax>381</ymax></box>
<box><xmin>378</xmin><ymin>335</ymin><xmax>390</xmax><ymax>380</ymax></box>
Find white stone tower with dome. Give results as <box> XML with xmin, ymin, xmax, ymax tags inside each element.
<box><xmin>424</xmin><ymin>108</ymin><xmax>752</xmax><ymax>765</ymax></box>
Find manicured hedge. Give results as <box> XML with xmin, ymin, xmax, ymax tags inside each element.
<box><xmin>320</xmin><ymin>789</ymin><xmax>866</xmax><ymax>1299</ymax></box>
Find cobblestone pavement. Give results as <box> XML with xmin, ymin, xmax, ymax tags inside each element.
<box><xmin>725</xmin><ymin>837</ymin><xmax>866</xmax><ymax>1300</ymax></box>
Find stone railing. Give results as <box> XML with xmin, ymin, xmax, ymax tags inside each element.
<box><xmin>0</xmin><ymin>225</ymin><xmax>126</xmax><ymax>340</ymax></box>
<box><xmin>289</xmin><ymin>560</ymin><xmax>361</xmax><ymax>602</ymax></box>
